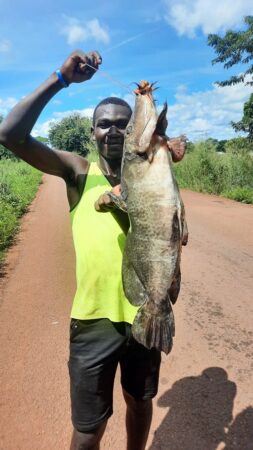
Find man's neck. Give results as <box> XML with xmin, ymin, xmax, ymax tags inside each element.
<box><xmin>98</xmin><ymin>155</ymin><xmax>121</xmax><ymax>186</ymax></box>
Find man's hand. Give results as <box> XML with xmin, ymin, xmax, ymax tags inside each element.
<box><xmin>94</xmin><ymin>185</ymin><xmax>121</xmax><ymax>213</ymax></box>
<box><xmin>167</xmin><ymin>135</ymin><xmax>187</xmax><ymax>162</ymax></box>
<box><xmin>60</xmin><ymin>50</ymin><xmax>102</xmax><ymax>85</ymax></box>
<box><xmin>94</xmin><ymin>192</ymin><xmax>115</xmax><ymax>212</ymax></box>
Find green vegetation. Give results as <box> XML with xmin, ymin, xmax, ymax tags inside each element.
<box><xmin>0</xmin><ymin>160</ymin><xmax>42</xmax><ymax>262</ymax></box>
<box><xmin>231</xmin><ymin>94</ymin><xmax>253</xmax><ymax>141</ymax></box>
<box><xmin>208</xmin><ymin>16</ymin><xmax>253</xmax><ymax>141</ymax></box>
<box><xmin>49</xmin><ymin>113</ymin><xmax>96</xmax><ymax>156</ymax></box>
<box><xmin>174</xmin><ymin>138</ymin><xmax>253</xmax><ymax>203</ymax></box>
<box><xmin>0</xmin><ymin>115</ymin><xmax>19</xmax><ymax>160</ymax></box>
<box><xmin>208</xmin><ymin>15</ymin><xmax>253</xmax><ymax>87</ymax></box>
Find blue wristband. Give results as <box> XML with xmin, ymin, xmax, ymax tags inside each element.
<box><xmin>56</xmin><ymin>69</ymin><xmax>69</xmax><ymax>88</ymax></box>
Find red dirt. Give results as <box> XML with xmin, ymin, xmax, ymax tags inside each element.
<box><xmin>0</xmin><ymin>175</ymin><xmax>252</xmax><ymax>450</ymax></box>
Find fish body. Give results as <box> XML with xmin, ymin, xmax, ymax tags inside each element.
<box><xmin>111</xmin><ymin>82</ymin><xmax>186</xmax><ymax>354</ymax></box>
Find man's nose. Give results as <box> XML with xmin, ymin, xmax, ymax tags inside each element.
<box><xmin>107</xmin><ymin>125</ymin><xmax>120</xmax><ymax>135</ymax></box>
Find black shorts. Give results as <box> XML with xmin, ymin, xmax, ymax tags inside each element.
<box><xmin>68</xmin><ymin>318</ymin><xmax>161</xmax><ymax>432</ymax></box>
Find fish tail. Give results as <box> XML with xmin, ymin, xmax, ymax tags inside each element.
<box><xmin>132</xmin><ymin>305</ymin><xmax>175</xmax><ymax>354</ymax></box>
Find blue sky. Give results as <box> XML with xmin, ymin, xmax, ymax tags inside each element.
<box><xmin>0</xmin><ymin>0</ymin><xmax>252</xmax><ymax>141</ymax></box>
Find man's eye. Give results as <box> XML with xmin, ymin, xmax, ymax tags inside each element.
<box><xmin>98</xmin><ymin>122</ymin><xmax>109</xmax><ymax>128</ymax></box>
<box><xmin>117</xmin><ymin>121</ymin><xmax>128</xmax><ymax>129</ymax></box>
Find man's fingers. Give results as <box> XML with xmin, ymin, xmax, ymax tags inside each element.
<box><xmin>85</xmin><ymin>51</ymin><xmax>102</xmax><ymax>70</ymax></box>
<box><xmin>99</xmin><ymin>194</ymin><xmax>111</xmax><ymax>205</ymax></box>
<box><xmin>69</xmin><ymin>50</ymin><xmax>101</xmax><ymax>71</ymax></box>
<box><xmin>76</xmin><ymin>51</ymin><xmax>102</xmax><ymax>79</ymax></box>
<box><xmin>90</xmin><ymin>51</ymin><xmax>102</xmax><ymax>66</ymax></box>
<box><xmin>94</xmin><ymin>193</ymin><xmax>113</xmax><ymax>212</ymax></box>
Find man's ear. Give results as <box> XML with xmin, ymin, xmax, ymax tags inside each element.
<box><xmin>91</xmin><ymin>127</ymin><xmax>96</xmax><ymax>141</ymax></box>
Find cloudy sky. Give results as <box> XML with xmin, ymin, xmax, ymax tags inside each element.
<box><xmin>0</xmin><ymin>0</ymin><xmax>252</xmax><ymax>141</ymax></box>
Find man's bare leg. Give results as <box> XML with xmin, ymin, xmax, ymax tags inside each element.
<box><xmin>123</xmin><ymin>389</ymin><xmax>153</xmax><ymax>450</ymax></box>
<box><xmin>70</xmin><ymin>421</ymin><xmax>107</xmax><ymax>450</ymax></box>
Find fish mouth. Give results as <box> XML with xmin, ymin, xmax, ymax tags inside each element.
<box><xmin>134</xmin><ymin>80</ymin><xmax>158</xmax><ymax>97</ymax></box>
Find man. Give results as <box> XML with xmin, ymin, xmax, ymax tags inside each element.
<box><xmin>0</xmin><ymin>50</ymin><xmax>185</xmax><ymax>450</ymax></box>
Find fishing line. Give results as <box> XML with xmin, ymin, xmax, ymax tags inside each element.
<box><xmin>84</xmin><ymin>63</ymin><xmax>134</xmax><ymax>96</ymax></box>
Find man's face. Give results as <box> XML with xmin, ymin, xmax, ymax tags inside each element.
<box><xmin>92</xmin><ymin>103</ymin><xmax>131</xmax><ymax>160</ymax></box>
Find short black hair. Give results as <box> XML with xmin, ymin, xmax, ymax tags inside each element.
<box><xmin>93</xmin><ymin>97</ymin><xmax>132</xmax><ymax>126</ymax></box>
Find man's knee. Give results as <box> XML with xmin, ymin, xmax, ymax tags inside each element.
<box><xmin>70</xmin><ymin>421</ymin><xmax>107</xmax><ymax>450</ymax></box>
<box><xmin>123</xmin><ymin>389</ymin><xmax>152</xmax><ymax>414</ymax></box>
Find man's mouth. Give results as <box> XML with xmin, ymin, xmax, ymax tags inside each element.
<box><xmin>105</xmin><ymin>135</ymin><xmax>124</xmax><ymax>146</ymax></box>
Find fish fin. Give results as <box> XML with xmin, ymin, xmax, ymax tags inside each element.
<box><xmin>123</xmin><ymin>249</ymin><xmax>147</xmax><ymax>306</ymax></box>
<box><xmin>177</xmin><ymin>205</ymin><xmax>183</xmax><ymax>241</ymax></box>
<box><xmin>132</xmin><ymin>305</ymin><xmax>175</xmax><ymax>354</ymax></box>
<box><xmin>155</xmin><ymin>102</ymin><xmax>168</xmax><ymax>136</ymax></box>
<box><xmin>168</xmin><ymin>267</ymin><xmax>181</xmax><ymax>305</ymax></box>
<box><xmin>167</xmin><ymin>135</ymin><xmax>187</xmax><ymax>162</ymax></box>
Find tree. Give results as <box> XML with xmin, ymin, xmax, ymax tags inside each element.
<box><xmin>48</xmin><ymin>113</ymin><xmax>96</xmax><ymax>156</ymax></box>
<box><xmin>208</xmin><ymin>16</ymin><xmax>253</xmax><ymax>86</ymax></box>
<box><xmin>225</xmin><ymin>137</ymin><xmax>252</xmax><ymax>154</ymax></box>
<box><xmin>231</xmin><ymin>93</ymin><xmax>253</xmax><ymax>140</ymax></box>
<box><xmin>36</xmin><ymin>136</ymin><xmax>49</xmax><ymax>144</ymax></box>
<box><xmin>216</xmin><ymin>140</ymin><xmax>227</xmax><ymax>153</ymax></box>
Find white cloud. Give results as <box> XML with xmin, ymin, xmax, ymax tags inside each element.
<box><xmin>104</xmin><ymin>31</ymin><xmax>148</xmax><ymax>54</ymax></box>
<box><xmin>167</xmin><ymin>76</ymin><xmax>252</xmax><ymax>140</ymax></box>
<box><xmin>163</xmin><ymin>0</ymin><xmax>253</xmax><ymax>37</ymax></box>
<box><xmin>0</xmin><ymin>97</ymin><xmax>17</xmax><ymax>116</ymax></box>
<box><xmin>123</xmin><ymin>93</ymin><xmax>135</xmax><ymax>108</ymax></box>
<box><xmin>0</xmin><ymin>39</ymin><xmax>11</xmax><ymax>53</ymax></box>
<box><xmin>31</xmin><ymin>119</ymin><xmax>55</xmax><ymax>138</ymax></box>
<box><xmin>53</xmin><ymin>108</ymin><xmax>94</xmax><ymax>119</ymax></box>
<box><xmin>61</xmin><ymin>17</ymin><xmax>110</xmax><ymax>45</ymax></box>
<box><xmin>107</xmin><ymin>92</ymin><xmax>135</xmax><ymax>108</ymax></box>
<box><xmin>32</xmin><ymin>108</ymin><xmax>95</xmax><ymax>138</ymax></box>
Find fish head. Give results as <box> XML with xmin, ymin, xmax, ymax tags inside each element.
<box><xmin>125</xmin><ymin>81</ymin><xmax>169</xmax><ymax>161</ymax></box>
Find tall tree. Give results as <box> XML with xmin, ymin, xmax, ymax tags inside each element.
<box><xmin>48</xmin><ymin>113</ymin><xmax>96</xmax><ymax>156</ymax></box>
<box><xmin>208</xmin><ymin>16</ymin><xmax>253</xmax><ymax>86</ymax></box>
<box><xmin>231</xmin><ymin>93</ymin><xmax>253</xmax><ymax>140</ymax></box>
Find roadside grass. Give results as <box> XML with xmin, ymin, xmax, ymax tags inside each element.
<box><xmin>174</xmin><ymin>142</ymin><xmax>253</xmax><ymax>203</ymax></box>
<box><xmin>0</xmin><ymin>160</ymin><xmax>42</xmax><ymax>263</ymax></box>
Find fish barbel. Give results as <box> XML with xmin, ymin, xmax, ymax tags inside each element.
<box><xmin>110</xmin><ymin>81</ymin><xmax>187</xmax><ymax>354</ymax></box>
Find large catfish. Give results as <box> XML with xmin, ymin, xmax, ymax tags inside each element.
<box><xmin>109</xmin><ymin>81</ymin><xmax>187</xmax><ymax>354</ymax></box>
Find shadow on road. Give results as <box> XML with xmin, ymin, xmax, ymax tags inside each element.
<box><xmin>223</xmin><ymin>406</ymin><xmax>253</xmax><ymax>450</ymax></box>
<box><xmin>149</xmin><ymin>367</ymin><xmax>252</xmax><ymax>450</ymax></box>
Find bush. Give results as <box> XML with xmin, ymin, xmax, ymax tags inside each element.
<box><xmin>174</xmin><ymin>138</ymin><xmax>253</xmax><ymax>203</ymax></box>
<box><xmin>0</xmin><ymin>143</ymin><xmax>19</xmax><ymax>160</ymax></box>
<box><xmin>0</xmin><ymin>160</ymin><xmax>42</xmax><ymax>262</ymax></box>
<box><xmin>0</xmin><ymin>200</ymin><xmax>18</xmax><ymax>251</ymax></box>
<box><xmin>223</xmin><ymin>187</ymin><xmax>253</xmax><ymax>204</ymax></box>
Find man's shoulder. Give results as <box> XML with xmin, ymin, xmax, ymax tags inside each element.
<box><xmin>60</xmin><ymin>152</ymin><xmax>90</xmax><ymax>188</ymax></box>
<box><xmin>67</xmin><ymin>153</ymin><xmax>92</xmax><ymax>180</ymax></box>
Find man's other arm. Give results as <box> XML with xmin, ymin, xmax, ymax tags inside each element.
<box><xmin>0</xmin><ymin>51</ymin><xmax>101</xmax><ymax>182</ymax></box>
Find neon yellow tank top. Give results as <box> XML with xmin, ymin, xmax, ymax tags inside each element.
<box><xmin>70</xmin><ymin>162</ymin><xmax>139</xmax><ymax>323</ymax></box>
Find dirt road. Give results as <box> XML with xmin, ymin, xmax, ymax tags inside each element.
<box><xmin>0</xmin><ymin>175</ymin><xmax>252</xmax><ymax>450</ymax></box>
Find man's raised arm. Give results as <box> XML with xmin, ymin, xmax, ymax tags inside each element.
<box><xmin>0</xmin><ymin>50</ymin><xmax>101</xmax><ymax>180</ymax></box>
